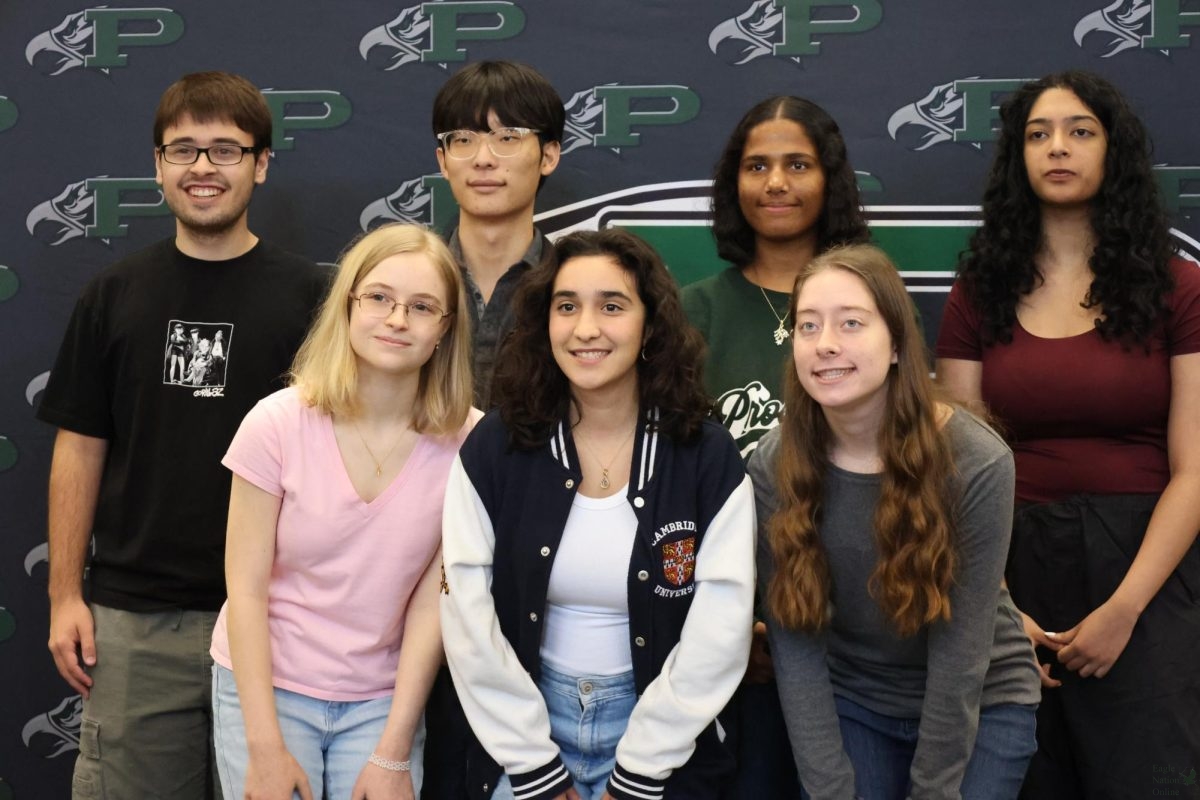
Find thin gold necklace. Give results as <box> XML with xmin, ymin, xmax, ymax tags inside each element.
<box><xmin>750</xmin><ymin>267</ymin><xmax>791</xmax><ymax>346</ymax></box>
<box><xmin>353</xmin><ymin>421</ymin><xmax>406</xmax><ymax>477</ymax></box>
<box><xmin>575</xmin><ymin>425</ymin><xmax>637</xmax><ymax>490</ymax></box>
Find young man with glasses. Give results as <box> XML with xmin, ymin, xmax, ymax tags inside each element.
<box><xmin>432</xmin><ymin>60</ymin><xmax>564</xmax><ymax>409</ymax></box>
<box><xmin>38</xmin><ymin>71</ymin><xmax>328</xmax><ymax>800</ymax></box>
<box><xmin>424</xmin><ymin>60</ymin><xmax>564</xmax><ymax>800</ymax></box>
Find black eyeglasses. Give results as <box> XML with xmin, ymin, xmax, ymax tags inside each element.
<box><xmin>158</xmin><ymin>143</ymin><xmax>262</xmax><ymax>166</ymax></box>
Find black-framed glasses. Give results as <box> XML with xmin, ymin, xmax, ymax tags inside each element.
<box><xmin>158</xmin><ymin>143</ymin><xmax>262</xmax><ymax>166</ymax></box>
<box><xmin>436</xmin><ymin>127</ymin><xmax>540</xmax><ymax>159</ymax></box>
<box><xmin>352</xmin><ymin>292</ymin><xmax>451</xmax><ymax>323</ymax></box>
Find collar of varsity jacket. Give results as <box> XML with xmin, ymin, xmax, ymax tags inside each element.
<box><xmin>547</xmin><ymin>406</ymin><xmax>663</xmax><ymax>494</ymax></box>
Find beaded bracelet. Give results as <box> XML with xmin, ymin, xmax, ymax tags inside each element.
<box><xmin>368</xmin><ymin>753</ymin><xmax>412</xmax><ymax>772</ymax></box>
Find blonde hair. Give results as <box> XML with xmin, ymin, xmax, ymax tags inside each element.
<box><xmin>767</xmin><ymin>244</ymin><xmax>958</xmax><ymax>636</ymax></box>
<box><xmin>290</xmin><ymin>223</ymin><xmax>473</xmax><ymax>435</ymax></box>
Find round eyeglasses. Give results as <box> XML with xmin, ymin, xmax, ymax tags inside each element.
<box><xmin>352</xmin><ymin>292</ymin><xmax>451</xmax><ymax>324</ymax></box>
<box><xmin>436</xmin><ymin>127</ymin><xmax>540</xmax><ymax>160</ymax></box>
<box><xmin>158</xmin><ymin>143</ymin><xmax>262</xmax><ymax>166</ymax></box>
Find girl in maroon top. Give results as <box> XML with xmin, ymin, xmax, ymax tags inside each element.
<box><xmin>936</xmin><ymin>70</ymin><xmax>1200</xmax><ymax>799</ymax></box>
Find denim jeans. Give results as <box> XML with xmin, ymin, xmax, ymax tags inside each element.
<box><xmin>212</xmin><ymin>664</ymin><xmax>424</xmax><ymax>799</ymax></box>
<box><xmin>491</xmin><ymin>665</ymin><xmax>636</xmax><ymax>800</ymax></box>
<box><xmin>833</xmin><ymin>696</ymin><xmax>1036</xmax><ymax>800</ymax></box>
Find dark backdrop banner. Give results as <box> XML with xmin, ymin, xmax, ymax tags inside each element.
<box><xmin>2</xmin><ymin>1</ymin><xmax>1197</xmax><ymax>794</ymax></box>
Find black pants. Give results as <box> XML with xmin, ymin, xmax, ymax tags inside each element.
<box><xmin>729</xmin><ymin>681</ymin><xmax>801</xmax><ymax>798</ymax></box>
<box><xmin>421</xmin><ymin>666</ymin><xmax>470</xmax><ymax>799</ymax></box>
<box><xmin>1008</xmin><ymin>494</ymin><xmax>1200</xmax><ymax>800</ymax></box>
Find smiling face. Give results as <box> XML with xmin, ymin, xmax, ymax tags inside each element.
<box><xmin>1023</xmin><ymin>87</ymin><xmax>1108</xmax><ymax>211</ymax></box>
<box><xmin>436</xmin><ymin>109</ymin><xmax>560</xmax><ymax>226</ymax></box>
<box><xmin>155</xmin><ymin>113</ymin><xmax>268</xmax><ymax>240</ymax></box>
<box><xmin>738</xmin><ymin>118</ymin><xmax>826</xmax><ymax>249</ymax></box>
<box><xmin>549</xmin><ymin>254</ymin><xmax>647</xmax><ymax>404</ymax></box>
<box><xmin>792</xmin><ymin>266</ymin><xmax>896</xmax><ymax>425</ymax></box>
<box><xmin>349</xmin><ymin>252</ymin><xmax>451</xmax><ymax>380</ymax></box>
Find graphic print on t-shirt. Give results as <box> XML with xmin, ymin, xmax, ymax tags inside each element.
<box><xmin>163</xmin><ymin>320</ymin><xmax>233</xmax><ymax>391</ymax></box>
<box><xmin>714</xmin><ymin>380</ymin><xmax>784</xmax><ymax>457</ymax></box>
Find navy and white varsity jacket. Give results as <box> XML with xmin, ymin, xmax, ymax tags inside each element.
<box><xmin>441</xmin><ymin>408</ymin><xmax>755</xmax><ymax>800</ymax></box>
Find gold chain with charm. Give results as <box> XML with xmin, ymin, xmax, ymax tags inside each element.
<box><xmin>757</xmin><ymin>284</ymin><xmax>791</xmax><ymax>346</ymax></box>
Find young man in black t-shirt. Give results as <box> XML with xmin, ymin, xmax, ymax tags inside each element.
<box><xmin>39</xmin><ymin>71</ymin><xmax>327</xmax><ymax>800</ymax></box>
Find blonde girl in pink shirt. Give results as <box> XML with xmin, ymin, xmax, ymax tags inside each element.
<box><xmin>210</xmin><ymin>223</ymin><xmax>477</xmax><ymax>800</ymax></box>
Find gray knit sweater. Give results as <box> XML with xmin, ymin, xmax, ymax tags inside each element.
<box><xmin>749</xmin><ymin>410</ymin><xmax>1040</xmax><ymax>800</ymax></box>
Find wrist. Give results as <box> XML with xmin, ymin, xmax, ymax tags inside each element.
<box><xmin>48</xmin><ymin>589</ymin><xmax>84</xmax><ymax>606</ymax></box>
<box><xmin>370</xmin><ymin>729</ymin><xmax>414</xmax><ymax>762</ymax></box>
<box><xmin>247</xmin><ymin>736</ymin><xmax>288</xmax><ymax>757</ymax></box>
<box><xmin>1107</xmin><ymin>585</ymin><xmax>1148</xmax><ymax>619</ymax></box>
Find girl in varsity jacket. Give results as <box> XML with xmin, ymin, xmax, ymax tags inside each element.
<box><xmin>441</xmin><ymin>229</ymin><xmax>755</xmax><ymax>800</ymax></box>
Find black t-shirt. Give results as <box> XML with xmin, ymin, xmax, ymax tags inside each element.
<box><xmin>38</xmin><ymin>238</ymin><xmax>330</xmax><ymax>611</ymax></box>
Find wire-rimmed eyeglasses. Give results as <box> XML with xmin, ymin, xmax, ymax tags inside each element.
<box><xmin>351</xmin><ymin>292</ymin><xmax>452</xmax><ymax>323</ymax></box>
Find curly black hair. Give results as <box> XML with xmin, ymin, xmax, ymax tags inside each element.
<box><xmin>959</xmin><ymin>70</ymin><xmax>1175</xmax><ymax>346</ymax></box>
<box><xmin>711</xmin><ymin>95</ymin><xmax>869</xmax><ymax>267</ymax></box>
<box><xmin>492</xmin><ymin>229</ymin><xmax>711</xmax><ymax>449</ymax></box>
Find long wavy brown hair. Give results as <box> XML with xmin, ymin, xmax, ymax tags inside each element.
<box><xmin>767</xmin><ymin>245</ymin><xmax>958</xmax><ymax>636</ymax></box>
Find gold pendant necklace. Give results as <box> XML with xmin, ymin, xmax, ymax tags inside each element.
<box><xmin>353</xmin><ymin>421</ymin><xmax>406</xmax><ymax>477</ymax></box>
<box><xmin>751</xmin><ymin>268</ymin><xmax>791</xmax><ymax>346</ymax></box>
<box><xmin>576</xmin><ymin>425</ymin><xmax>637</xmax><ymax>490</ymax></box>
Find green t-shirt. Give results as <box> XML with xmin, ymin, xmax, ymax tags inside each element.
<box><xmin>682</xmin><ymin>266</ymin><xmax>792</xmax><ymax>458</ymax></box>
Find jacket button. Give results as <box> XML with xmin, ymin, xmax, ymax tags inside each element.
<box><xmin>637</xmin><ymin>570</ymin><xmax>649</xmax><ymax>581</ymax></box>
<box><xmin>530</xmin><ymin>612</ymin><xmax>538</xmax><ymax>622</ymax></box>
<box><xmin>565</xmin><ymin>479</ymin><xmax>575</xmax><ymax>489</ymax></box>
<box><xmin>633</xmin><ymin>496</ymin><xmax>645</xmax><ymax>508</ymax></box>
<box><xmin>634</xmin><ymin>636</ymin><xmax>646</xmax><ymax>647</ymax></box>
<box><xmin>540</xmin><ymin>546</ymin><xmax>551</xmax><ymax>557</ymax></box>
<box><xmin>483</xmin><ymin>784</ymin><xmax>489</xmax><ymax>793</ymax></box>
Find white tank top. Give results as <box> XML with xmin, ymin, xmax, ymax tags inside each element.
<box><xmin>540</xmin><ymin>485</ymin><xmax>638</xmax><ymax>676</ymax></box>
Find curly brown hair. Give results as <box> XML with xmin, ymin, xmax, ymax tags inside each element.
<box><xmin>492</xmin><ymin>228</ymin><xmax>711</xmax><ymax>448</ymax></box>
<box><xmin>767</xmin><ymin>245</ymin><xmax>958</xmax><ymax>636</ymax></box>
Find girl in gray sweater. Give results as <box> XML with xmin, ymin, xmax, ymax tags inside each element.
<box><xmin>748</xmin><ymin>244</ymin><xmax>1041</xmax><ymax>800</ymax></box>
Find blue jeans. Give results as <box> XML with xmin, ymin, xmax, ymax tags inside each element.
<box><xmin>491</xmin><ymin>665</ymin><xmax>636</xmax><ymax>800</ymax></box>
<box><xmin>212</xmin><ymin>664</ymin><xmax>424</xmax><ymax>799</ymax></box>
<box><xmin>832</xmin><ymin>696</ymin><xmax>1036</xmax><ymax>800</ymax></box>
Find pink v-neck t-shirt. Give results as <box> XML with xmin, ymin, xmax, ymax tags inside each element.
<box><xmin>211</xmin><ymin>386</ymin><xmax>478</xmax><ymax>701</ymax></box>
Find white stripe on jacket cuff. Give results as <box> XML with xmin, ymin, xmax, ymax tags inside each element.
<box><xmin>510</xmin><ymin>759</ymin><xmax>573</xmax><ymax>800</ymax></box>
<box><xmin>606</xmin><ymin>762</ymin><xmax>666</xmax><ymax>800</ymax></box>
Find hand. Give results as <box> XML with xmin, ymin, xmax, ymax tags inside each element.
<box><xmin>48</xmin><ymin>596</ymin><xmax>96</xmax><ymax>697</ymax></box>
<box><xmin>1051</xmin><ymin>599</ymin><xmax>1139</xmax><ymax>679</ymax></box>
<box><xmin>350</xmin><ymin>760</ymin><xmax>414</xmax><ymax>800</ymax></box>
<box><xmin>744</xmin><ymin>621</ymin><xmax>775</xmax><ymax>684</ymax></box>
<box><xmin>551</xmin><ymin>790</ymin><xmax>582</xmax><ymax>800</ymax></box>
<box><xmin>1018</xmin><ymin>610</ymin><xmax>1063</xmax><ymax>688</ymax></box>
<box><xmin>245</xmin><ymin>745</ymin><xmax>313</xmax><ymax>800</ymax></box>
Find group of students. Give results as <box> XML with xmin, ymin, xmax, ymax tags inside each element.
<box><xmin>41</xmin><ymin>61</ymin><xmax>1198</xmax><ymax>800</ymax></box>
